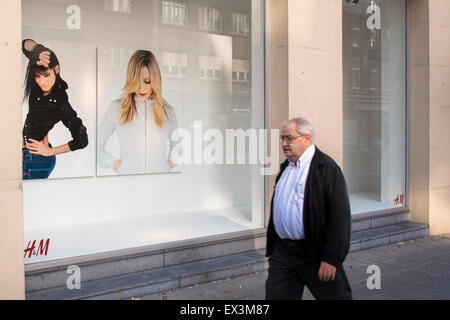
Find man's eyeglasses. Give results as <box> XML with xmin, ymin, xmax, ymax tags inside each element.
<box><xmin>280</xmin><ymin>135</ymin><xmax>304</xmax><ymax>144</ymax></box>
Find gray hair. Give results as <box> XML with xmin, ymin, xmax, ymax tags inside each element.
<box><xmin>283</xmin><ymin>117</ymin><xmax>316</xmax><ymax>142</ymax></box>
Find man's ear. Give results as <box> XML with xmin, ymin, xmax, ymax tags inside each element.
<box><xmin>54</xmin><ymin>65</ymin><xmax>60</xmax><ymax>75</ymax></box>
<box><xmin>304</xmin><ymin>134</ymin><xmax>313</xmax><ymax>145</ymax></box>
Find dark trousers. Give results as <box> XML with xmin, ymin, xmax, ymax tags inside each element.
<box><xmin>265</xmin><ymin>236</ymin><xmax>352</xmax><ymax>300</ymax></box>
<box><xmin>23</xmin><ymin>148</ymin><xmax>56</xmax><ymax>180</ymax></box>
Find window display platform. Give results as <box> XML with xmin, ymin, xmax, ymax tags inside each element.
<box><xmin>24</xmin><ymin>207</ymin><xmax>260</xmax><ymax>264</ymax></box>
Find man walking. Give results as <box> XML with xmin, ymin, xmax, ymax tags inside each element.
<box><xmin>265</xmin><ymin>117</ymin><xmax>352</xmax><ymax>300</ymax></box>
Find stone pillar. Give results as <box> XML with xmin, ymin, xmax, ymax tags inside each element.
<box><xmin>268</xmin><ymin>0</ymin><xmax>343</xmax><ymax>167</ymax></box>
<box><xmin>287</xmin><ymin>0</ymin><xmax>343</xmax><ymax>166</ymax></box>
<box><xmin>0</xmin><ymin>0</ymin><xmax>25</xmax><ymax>299</ymax></box>
<box><xmin>409</xmin><ymin>0</ymin><xmax>450</xmax><ymax>235</ymax></box>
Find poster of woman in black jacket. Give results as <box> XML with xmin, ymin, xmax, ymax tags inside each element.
<box><xmin>22</xmin><ymin>39</ymin><xmax>89</xmax><ymax>180</ymax></box>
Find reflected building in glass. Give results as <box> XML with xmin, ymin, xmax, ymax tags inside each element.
<box><xmin>21</xmin><ymin>0</ymin><xmax>264</xmax><ymax>262</ymax></box>
<box><xmin>343</xmin><ymin>0</ymin><xmax>406</xmax><ymax>214</ymax></box>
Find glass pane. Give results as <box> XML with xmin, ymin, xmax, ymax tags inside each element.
<box><xmin>163</xmin><ymin>2</ymin><xmax>169</xmax><ymax>23</ymax></box>
<box><xmin>343</xmin><ymin>0</ymin><xmax>406</xmax><ymax>215</ymax></box>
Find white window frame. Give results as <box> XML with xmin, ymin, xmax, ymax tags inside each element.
<box><xmin>161</xmin><ymin>51</ymin><xmax>188</xmax><ymax>78</ymax></box>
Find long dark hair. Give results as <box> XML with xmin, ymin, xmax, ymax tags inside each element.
<box><xmin>23</xmin><ymin>49</ymin><xmax>68</xmax><ymax>102</ymax></box>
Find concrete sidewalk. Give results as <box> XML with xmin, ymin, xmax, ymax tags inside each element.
<box><xmin>138</xmin><ymin>235</ymin><xmax>450</xmax><ymax>300</ymax></box>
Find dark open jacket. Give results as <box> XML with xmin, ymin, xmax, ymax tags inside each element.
<box><xmin>266</xmin><ymin>146</ymin><xmax>351</xmax><ymax>267</ymax></box>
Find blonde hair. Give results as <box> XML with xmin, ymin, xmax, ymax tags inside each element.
<box><xmin>119</xmin><ymin>50</ymin><xmax>170</xmax><ymax>127</ymax></box>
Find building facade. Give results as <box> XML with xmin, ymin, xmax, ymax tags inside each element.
<box><xmin>1</xmin><ymin>0</ymin><xmax>449</xmax><ymax>299</ymax></box>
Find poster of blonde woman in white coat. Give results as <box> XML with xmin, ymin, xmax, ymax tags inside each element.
<box><xmin>97</xmin><ymin>47</ymin><xmax>180</xmax><ymax>176</ymax></box>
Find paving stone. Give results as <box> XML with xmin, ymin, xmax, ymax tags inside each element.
<box><xmin>348</xmin><ymin>248</ymin><xmax>396</xmax><ymax>265</ymax></box>
<box><xmin>417</xmin><ymin>259</ymin><xmax>450</xmax><ymax>277</ymax></box>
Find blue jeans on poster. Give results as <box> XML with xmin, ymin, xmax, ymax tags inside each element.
<box><xmin>22</xmin><ymin>149</ymin><xmax>56</xmax><ymax>180</ymax></box>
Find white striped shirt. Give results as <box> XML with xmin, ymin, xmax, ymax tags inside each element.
<box><xmin>273</xmin><ymin>144</ymin><xmax>316</xmax><ymax>240</ymax></box>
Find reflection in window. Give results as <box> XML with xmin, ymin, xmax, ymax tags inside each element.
<box><xmin>104</xmin><ymin>0</ymin><xmax>131</xmax><ymax>14</ymax></box>
<box><xmin>370</xmin><ymin>65</ymin><xmax>379</xmax><ymax>90</ymax></box>
<box><xmin>232</xmin><ymin>12</ymin><xmax>250</xmax><ymax>35</ymax></box>
<box><xmin>199</xmin><ymin>56</ymin><xmax>222</xmax><ymax>80</ymax></box>
<box><xmin>199</xmin><ymin>7</ymin><xmax>221</xmax><ymax>32</ymax></box>
<box><xmin>100</xmin><ymin>46</ymin><xmax>135</xmax><ymax>71</ymax></box>
<box><xmin>352</xmin><ymin>27</ymin><xmax>361</xmax><ymax>47</ymax></box>
<box><xmin>232</xmin><ymin>59</ymin><xmax>250</xmax><ymax>82</ymax></box>
<box><xmin>351</xmin><ymin>62</ymin><xmax>360</xmax><ymax>90</ymax></box>
<box><xmin>162</xmin><ymin>51</ymin><xmax>188</xmax><ymax>78</ymax></box>
<box><xmin>369</xmin><ymin>30</ymin><xmax>381</xmax><ymax>61</ymax></box>
<box><xmin>162</xmin><ymin>0</ymin><xmax>187</xmax><ymax>26</ymax></box>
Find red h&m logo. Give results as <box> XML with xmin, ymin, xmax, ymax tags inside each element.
<box><xmin>394</xmin><ymin>194</ymin><xmax>405</xmax><ymax>205</ymax></box>
<box><xmin>24</xmin><ymin>239</ymin><xmax>50</xmax><ymax>259</ymax></box>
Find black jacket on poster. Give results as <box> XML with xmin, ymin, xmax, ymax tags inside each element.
<box><xmin>266</xmin><ymin>146</ymin><xmax>351</xmax><ymax>267</ymax></box>
<box><xmin>23</xmin><ymin>88</ymin><xmax>88</xmax><ymax>151</ymax></box>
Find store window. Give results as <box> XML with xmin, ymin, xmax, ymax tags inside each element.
<box><xmin>199</xmin><ymin>7</ymin><xmax>221</xmax><ymax>32</ymax></box>
<box><xmin>343</xmin><ymin>0</ymin><xmax>406</xmax><ymax>214</ymax></box>
<box><xmin>21</xmin><ymin>0</ymin><xmax>264</xmax><ymax>263</ymax></box>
